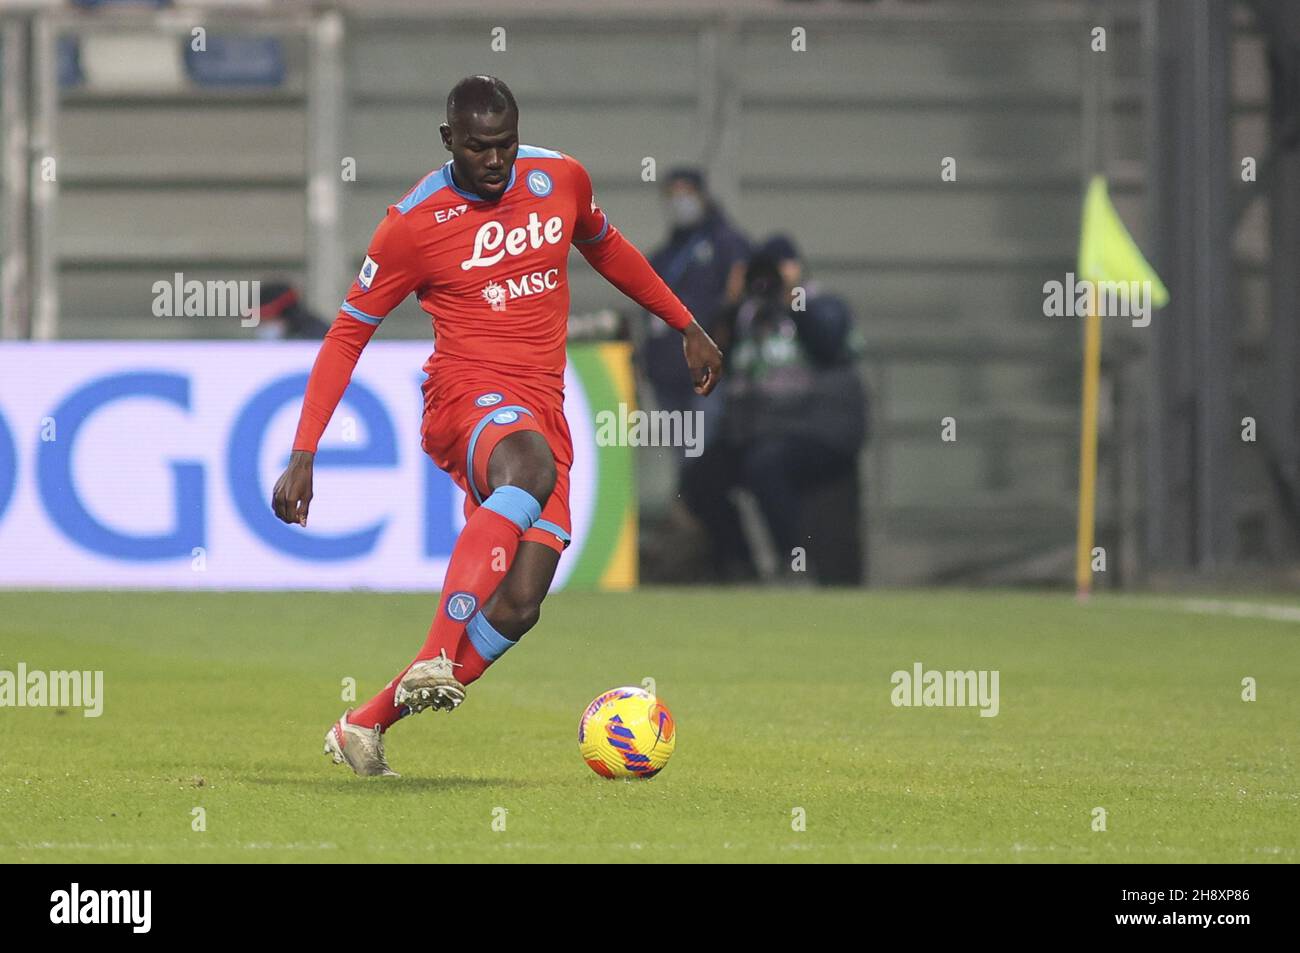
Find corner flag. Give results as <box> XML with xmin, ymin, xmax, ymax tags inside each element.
<box><xmin>1078</xmin><ymin>176</ymin><xmax>1169</xmax><ymax>305</ymax></box>
<box><xmin>1074</xmin><ymin>175</ymin><xmax>1168</xmax><ymax>598</ymax></box>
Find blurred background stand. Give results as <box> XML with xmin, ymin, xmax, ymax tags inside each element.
<box><xmin>2</xmin><ymin>0</ymin><xmax>1299</xmax><ymax>589</ymax></box>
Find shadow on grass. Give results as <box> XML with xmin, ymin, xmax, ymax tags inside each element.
<box><xmin>239</xmin><ymin>772</ymin><xmax>529</xmax><ymax>793</ymax></box>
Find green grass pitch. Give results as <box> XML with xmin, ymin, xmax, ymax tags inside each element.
<box><xmin>0</xmin><ymin>589</ymin><xmax>1296</xmax><ymax>863</ymax></box>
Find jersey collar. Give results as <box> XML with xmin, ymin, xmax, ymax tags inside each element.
<box><xmin>441</xmin><ymin>161</ymin><xmax>516</xmax><ymax>202</ymax></box>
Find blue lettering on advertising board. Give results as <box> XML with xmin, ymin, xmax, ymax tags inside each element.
<box><xmin>37</xmin><ymin>372</ymin><xmax>205</xmax><ymax>560</ymax></box>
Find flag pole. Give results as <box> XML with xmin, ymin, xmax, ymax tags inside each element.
<box><xmin>1076</xmin><ymin>0</ymin><xmax>1107</xmax><ymax>601</ymax></box>
<box><xmin>1075</xmin><ymin>295</ymin><xmax>1102</xmax><ymax>599</ymax></box>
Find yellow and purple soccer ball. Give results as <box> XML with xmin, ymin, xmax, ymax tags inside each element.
<box><xmin>578</xmin><ymin>687</ymin><xmax>676</xmax><ymax>779</ymax></box>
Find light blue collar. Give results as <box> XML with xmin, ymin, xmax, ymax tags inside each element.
<box><xmin>442</xmin><ymin>161</ymin><xmax>516</xmax><ymax>202</ymax></box>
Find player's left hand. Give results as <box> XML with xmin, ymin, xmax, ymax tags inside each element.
<box><xmin>682</xmin><ymin>321</ymin><xmax>723</xmax><ymax>396</ymax></box>
<box><xmin>271</xmin><ymin>450</ymin><xmax>315</xmax><ymax>527</ymax></box>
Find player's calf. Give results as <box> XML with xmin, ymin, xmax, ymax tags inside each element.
<box><xmin>482</xmin><ymin>578</ymin><xmax>543</xmax><ymax>640</ymax></box>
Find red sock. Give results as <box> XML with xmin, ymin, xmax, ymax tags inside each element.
<box><xmin>348</xmin><ymin>485</ymin><xmax>538</xmax><ymax>731</ymax></box>
<box><xmin>347</xmin><ymin>661</ymin><xmax>416</xmax><ymax>732</ymax></box>
<box><xmin>345</xmin><ymin>624</ymin><xmax>499</xmax><ymax>732</ymax></box>
<box><xmin>446</xmin><ymin>622</ymin><xmax>494</xmax><ymax>686</ymax></box>
<box><xmin>416</xmin><ymin>503</ymin><xmax>523</xmax><ymax>661</ymax></box>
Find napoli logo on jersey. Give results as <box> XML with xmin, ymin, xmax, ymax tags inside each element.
<box><xmin>446</xmin><ymin>591</ymin><xmax>477</xmax><ymax>621</ymax></box>
<box><xmin>475</xmin><ymin>392</ymin><xmax>504</xmax><ymax>407</ymax></box>
<box><xmin>526</xmin><ymin>170</ymin><xmax>553</xmax><ymax>197</ymax></box>
<box><xmin>492</xmin><ymin>410</ymin><xmax>520</xmax><ymax>425</ymax></box>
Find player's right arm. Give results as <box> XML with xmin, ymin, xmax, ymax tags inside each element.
<box><xmin>271</xmin><ymin>209</ymin><xmax>420</xmax><ymax>526</ymax></box>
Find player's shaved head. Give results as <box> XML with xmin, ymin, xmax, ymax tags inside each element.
<box><xmin>446</xmin><ymin>75</ymin><xmax>517</xmax><ymax>124</ymax></box>
<box><xmin>440</xmin><ymin>76</ymin><xmax>520</xmax><ymax>201</ymax></box>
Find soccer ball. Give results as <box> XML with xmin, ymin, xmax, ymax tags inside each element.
<box><xmin>578</xmin><ymin>686</ymin><xmax>676</xmax><ymax>779</ymax></box>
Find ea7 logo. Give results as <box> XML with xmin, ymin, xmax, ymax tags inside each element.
<box><xmin>436</xmin><ymin>204</ymin><xmax>469</xmax><ymax>224</ymax></box>
<box><xmin>50</xmin><ymin>883</ymin><xmax>152</xmax><ymax>934</ymax></box>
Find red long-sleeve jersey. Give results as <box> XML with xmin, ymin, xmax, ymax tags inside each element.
<box><xmin>292</xmin><ymin>146</ymin><xmax>693</xmax><ymax>453</ymax></box>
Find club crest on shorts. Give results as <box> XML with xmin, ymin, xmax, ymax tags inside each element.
<box><xmin>446</xmin><ymin>591</ymin><xmax>477</xmax><ymax>621</ymax></box>
<box><xmin>475</xmin><ymin>392</ymin><xmax>503</xmax><ymax>407</ymax></box>
<box><xmin>492</xmin><ymin>410</ymin><xmax>519</xmax><ymax>425</ymax></box>
<box><xmin>526</xmin><ymin>170</ymin><xmax>553</xmax><ymax>197</ymax></box>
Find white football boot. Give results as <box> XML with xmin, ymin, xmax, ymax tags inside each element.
<box><xmin>394</xmin><ymin>649</ymin><xmax>466</xmax><ymax>713</ymax></box>
<box><xmin>323</xmin><ymin>710</ymin><xmax>399</xmax><ymax>777</ymax></box>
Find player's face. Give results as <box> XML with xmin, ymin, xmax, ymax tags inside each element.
<box><xmin>440</xmin><ymin>110</ymin><xmax>519</xmax><ymax>201</ymax></box>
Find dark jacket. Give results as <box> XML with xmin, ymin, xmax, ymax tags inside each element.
<box><xmin>643</xmin><ymin>209</ymin><xmax>750</xmax><ymax>413</ymax></box>
<box><xmin>716</xmin><ymin>284</ymin><xmax>867</xmax><ymax>456</ymax></box>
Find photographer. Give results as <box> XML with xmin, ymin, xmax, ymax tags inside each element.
<box><xmin>644</xmin><ymin>169</ymin><xmax>750</xmax><ymax>431</ymax></box>
<box><xmin>680</xmin><ymin>235</ymin><xmax>867</xmax><ymax>584</ymax></box>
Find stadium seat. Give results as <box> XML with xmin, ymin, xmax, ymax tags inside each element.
<box><xmin>58</xmin><ymin>36</ymin><xmax>83</xmax><ymax>89</ymax></box>
<box><xmin>79</xmin><ymin>34</ymin><xmax>185</xmax><ymax>92</ymax></box>
<box><xmin>72</xmin><ymin>0</ymin><xmax>171</xmax><ymax>7</ymax></box>
<box><xmin>185</xmin><ymin>36</ymin><xmax>285</xmax><ymax>88</ymax></box>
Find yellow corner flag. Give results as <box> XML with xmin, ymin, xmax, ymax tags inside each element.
<box><xmin>1078</xmin><ymin>175</ymin><xmax>1169</xmax><ymax>305</ymax></box>
<box><xmin>1074</xmin><ymin>175</ymin><xmax>1167</xmax><ymax>599</ymax></box>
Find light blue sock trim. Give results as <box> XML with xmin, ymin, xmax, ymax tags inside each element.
<box><xmin>481</xmin><ymin>485</ymin><xmax>542</xmax><ymax>531</ymax></box>
<box><xmin>466</xmin><ymin>611</ymin><xmax>515</xmax><ymax>662</ymax></box>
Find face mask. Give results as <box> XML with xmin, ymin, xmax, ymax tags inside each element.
<box><xmin>668</xmin><ymin>193</ymin><xmax>705</xmax><ymax>228</ymax></box>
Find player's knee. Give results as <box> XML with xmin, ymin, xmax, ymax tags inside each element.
<box><xmin>490</xmin><ymin>589</ymin><xmax>543</xmax><ymax>640</ymax></box>
<box><xmin>509</xmin><ymin>461</ymin><xmax>555</xmax><ymax>509</ymax></box>
<box><xmin>490</xmin><ymin>431</ymin><xmax>556</xmax><ymax>504</ymax></box>
<box><xmin>527</xmin><ymin>458</ymin><xmax>557</xmax><ymax>505</ymax></box>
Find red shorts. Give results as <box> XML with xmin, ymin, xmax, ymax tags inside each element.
<box><xmin>419</xmin><ymin>373</ymin><xmax>573</xmax><ymax>554</ymax></box>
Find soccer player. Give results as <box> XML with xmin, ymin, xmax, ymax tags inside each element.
<box><xmin>271</xmin><ymin>75</ymin><xmax>723</xmax><ymax>776</ymax></box>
